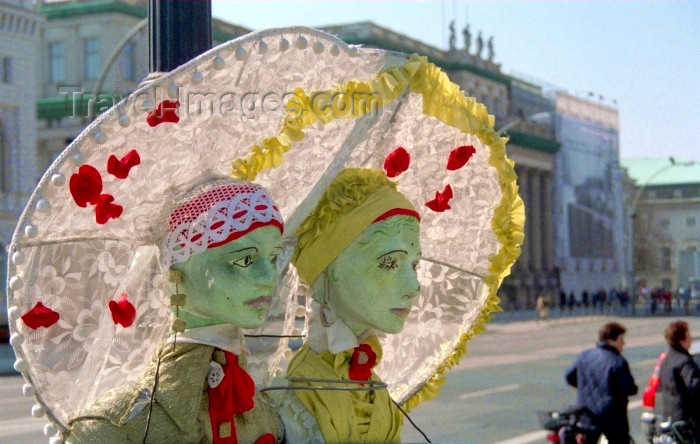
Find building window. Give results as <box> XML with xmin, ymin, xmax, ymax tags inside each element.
<box><xmin>655</xmin><ymin>188</ymin><xmax>674</xmax><ymax>199</ymax></box>
<box><xmin>1</xmin><ymin>57</ymin><xmax>11</xmax><ymax>83</ymax></box>
<box><xmin>122</xmin><ymin>41</ymin><xmax>137</xmax><ymax>82</ymax></box>
<box><xmin>49</xmin><ymin>42</ymin><xmax>65</xmax><ymax>83</ymax></box>
<box><xmin>681</xmin><ymin>187</ymin><xmax>700</xmax><ymax>198</ymax></box>
<box><xmin>661</xmin><ymin>247</ymin><xmax>671</xmax><ymax>271</ymax></box>
<box><xmin>659</xmin><ymin>217</ymin><xmax>670</xmax><ymax>228</ymax></box>
<box><xmin>662</xmin><ymin>279</ymin><xmax>672</xmax><ymax>290</ymax></box>
<box><xmin>84</xmin><ymin>38</ymin><xmax>100</xmax><ymax>80</ymax></box>
<box><xmin>687</xmin><ymin>217</ymin><xmax>696</xmax><ymax>227</ymax></box>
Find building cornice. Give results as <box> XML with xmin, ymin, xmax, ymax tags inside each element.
<box><xmin>322</xmin><ymin>22</ymin><xmax>519</xmax><ymax>87</ymax></box>
<box><xmin>507</xmin><ymin>131</ymin><xmax>560</xmax><ymax>154</ymax></box>
<box><xmin>40</xmin><ymin>0</ymin><xmax>147</xmax><ymax>20</ymax></box>
<box><xmin>39</xmin><ymin>1</ymin><xmax>246</xmax><ymax>43</ymax></box>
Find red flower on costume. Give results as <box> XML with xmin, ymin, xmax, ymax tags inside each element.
<box><xmin>21</xmin><ymin>302</ymin><xmax>59</xmax><ymax>329</ymax></box>
<box><xmin>69</xmin><ymin>165</ymin><xmax>103</xmax><ymax>207</ymax></box>
<box><xmin>146</xmin><ymin>100</ymin><xmax>180</xmax><ymax>127</ymax></box>
<box><xmin>425</xmin><ymin>184</ymin><xmax>453</xmax><ymax>212</ymax></box>
<box><xmin>383</xmin><ymin>147</ymin><xmax>410</xmax><ymax>178</ymax></box>
<box><xmin>348</xmin><ymin>343</ymin><xmax>377</xmax><ymax>381</ymax></box>
<box><xmin>95</xmin><ymin>194</ymin><xmax>123</xmax><ymax>224</ymax></box>
<box><xmin>108</xmin><ymin>293</ymin><xmax>136</xmax><ymax>328</ymax></box>
<box><xmin>446</xmin><ymin>145</ymin><xmax>476</xmax><ymax>170</ymax></box>
<box><xmin>107</xmin><ymin>150</ymin><xmax>141</xmax><ymax>179</ymax></box>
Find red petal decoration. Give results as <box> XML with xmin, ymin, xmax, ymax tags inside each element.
<box><xmin>21</xmin><ymin>302</ymin><xmax>59</xmax><ymax>330</ymax></box>
<box><xmin>383</xmin><ymin>146</ymin><xmax>411</xmax><ymax>178</ymax></box>
<box><xmin>425</xmin><ymin>184</ymin><xmax>454</xmax><ymax>212</ymax></box>
<box><xmin>69</xmin><ymin>165</ymin><xmax>103</xmax><ymax>208</ymax></box>
<box><xmin>107</xmin><ymin>150</ymin><xmax>141</xmax><ymax>179</ymax></box>
<box><xmin>348</xmin><ymin>343</ymin><xmax>377</xmax><ymax>381</ymax></box>
<box><xmin>254</xmin><ymin>434</ymin><xmax>277</xmax><ymax>444</ymax></box>
<box><xmin>146</xmin><ymin>100</ymin><xmax>180</xmax><ymax>127</ymax></box>
<box><xmin>446</xmin><ymin>145</ymin><xmax>476</xmax><ymax>170</ymax></box>
<box><xmin>95</xmin><ymin>194</ymin><xmax>123</xmax><ymax>224</ymax></box>
<box><xmin>108</xmin><ymin>293</ymin><xmax>136</xmax><ymax>328</ymax></box>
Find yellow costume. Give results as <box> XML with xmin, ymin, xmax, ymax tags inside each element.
<box><xmin>286</xmin><ymin>336</ymin><xmax>402</xmax><ymax>443</ymax></box>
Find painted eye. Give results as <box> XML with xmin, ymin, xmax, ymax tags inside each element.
<box><xmin>411</xmin><ymin>260</ymin><xmax>420</xmax><ymax>271</ymax></box>
<box><xmin>378</xmin><ymin>256</ymin><xmax>398</xmax><ymax>270</ymax></box>
<box><xmin>232</xmin><ymin>255</ymin><xmax>253</xmax><ymax>268</ymax></box>
<box><xmin>270</xmin><ymin>254</ymin><xmax>279</xmax><ymax>266</ymax></box>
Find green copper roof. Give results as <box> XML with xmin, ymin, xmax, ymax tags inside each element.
<box><xmin>40</xmin><ymin>1</ymin><xmax>147</xmax><ymax>20</ymax></box>
<box><xmin>39</xmin><ymin>1</ymin><xmax>243</xmax><ymax>42</ymax></box>
<box><xmin>621</xmin><ymin>157</ymin><xmax>700</xmax><ymax>186</ymax></box>
<box><xmin>37</xmin><ymin>95</ymin><xmax>117</xmax><ymax>120</ymax></box>
<box><xmin>507</xmin><ymin>131</ymin><xmax>560</xmax><ymax>154</ymax></box>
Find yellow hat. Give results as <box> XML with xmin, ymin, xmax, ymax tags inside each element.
<box><xmin>292</xmin><ymin>168</ymin><xmax>419</xmax><ymax>285</ymax></box>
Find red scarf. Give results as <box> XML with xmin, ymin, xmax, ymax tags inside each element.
<box><xmin>208</xmin><ymin>350</ymin><xmax>266</xmax><ymax>444</ymax></box>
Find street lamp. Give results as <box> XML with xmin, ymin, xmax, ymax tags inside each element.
<box><xmin>91</xmin><ymin>18</ymin><xmax>148</xmax><ymax>120</ymax></box>
<box><xmin>497</xmin><ymin>111</ymin><xmax>552</xmax><ymax>135</ymax></box>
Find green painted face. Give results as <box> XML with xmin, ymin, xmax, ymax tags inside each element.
<box><xmin>171</xmin><ymin>225</ymin><xmax>283</xmax><ymax>329</ymax></box>
<box><xmin>326</xmin><ymin>215</ymin><xmax>421</xmax><ymax>336</ymax></box>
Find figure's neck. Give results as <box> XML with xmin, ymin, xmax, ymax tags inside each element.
<box><xmin>343</xmin><ymin>320</ymin><xmax>368</xmax><ymax>338</ymax></box>
<box><xmin>174</xmin><ymin>308</ymin><xmax>225</xmax><ymax>329</ymax></box>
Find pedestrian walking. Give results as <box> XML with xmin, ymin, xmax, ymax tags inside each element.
<box><xmin>559</xmin><ymin>289</ymin><xmax>567</xmax><ymax>313</ymax></box>
<box><xmin>568</xmin><ymin>291</ymin><xmax>575</xmax><ymax>314</ymax></box>
<box><xmin>610</xmin><ymin>287</ymin><xmax>620</xmax><ymax>315</ymax></box>
<box><xmin>658</xmin><ymin>320</ymin><xmax>700</xmax><ymax>443</ymax></box>
<box><xmin>536</xmin><ymin>293</ymin><xmax>550</xmax><ymax>320</ymax></box>
<box><xmin>564</xmin><ymin>322</ymin><xmax>638</xmax><ymax>444</ymax></box>
<box><xmin>582</xmin><ymin>289</ymin><xmax>590</xmax><ymax>314</ymax></box>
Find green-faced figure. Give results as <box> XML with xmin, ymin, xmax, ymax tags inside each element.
<box><xmin>67</xmin><ymin>180</ymin><xmax>285</xmax><ymax>444</ymax></box>
<box><xmin>321</xmin><ymin>215</ymin><xmax>421</xmax><ymax>336</ymax></box>
<box><xmin>170</xmin><ymin>225</ymin><xmax>282</xmax><ymax>330</ymax></box>
<box><xmin>283</xmin><ymin>168</ymin><xmax>421</xmax><ymax>443</ymax></box>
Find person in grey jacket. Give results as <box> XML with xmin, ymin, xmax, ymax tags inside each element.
<box><xmin>565</xmin><ymin>322</ymin><xmax>638</xmax><ymax>444</ymax></box>
<box><xmin>659</xmin><ymin>320</ymin><xmax>700</xmax><ymax>443</ymax></box>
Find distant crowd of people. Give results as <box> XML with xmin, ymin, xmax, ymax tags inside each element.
<box><xmin>550</xmin><ymin>285</ymin><xmax>696</xmax><ymax>318</ymax></box>
<box><xmin>640</xmin><ymin>286</ymin><xmax>695</xmax><ymax>315</ymax></box>
<box><xmin>556</xmin><ymin>287</ymin><xmax>633</xmax><ymax>316</ymax></box>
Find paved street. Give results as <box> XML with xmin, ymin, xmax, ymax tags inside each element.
<box><xmin>1</xmin><ymin>314</ymin><xmax>698</xmax><ymax>444</ymax></box>
<box><xmin>400</xmin><ymin>314</ymin><xmax>700</xmax><ymax>443</ymax></box>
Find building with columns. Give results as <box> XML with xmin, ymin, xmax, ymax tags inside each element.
<box><xmin>35</xmin><ymin>0</ymin><xmax>249</xmax><ymax>175</ymax></box>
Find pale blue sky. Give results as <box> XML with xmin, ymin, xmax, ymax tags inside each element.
<box><xmin>212</xmin><ymin>1</ymin><xmax>700</xmax><ymax>162</ymax></box>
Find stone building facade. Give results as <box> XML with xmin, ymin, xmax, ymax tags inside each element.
<box><xmin>622</xmin><ymin>157</ymin><xmax>700</xmax><ymax>291</ymax></box>
<box><xmin>35</xmin><ymin>1</ymin><xmax>249</xmax><ymax>174</ymax></box>
<box><xmin>0</xmin><ymin>1</ymin><xmax>43</xmax><ymax>332</ymax></box>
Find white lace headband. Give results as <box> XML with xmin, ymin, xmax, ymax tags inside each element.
<box><xmin>161</xmin><ymin>181</ymin><xmax>283</xmax><ymax>269</ymax></box>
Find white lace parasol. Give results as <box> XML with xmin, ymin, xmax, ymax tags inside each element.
<box><xmin>6</xmin><ymin>27</ymin><xmax>523</xmax><ymax>441</ymax></box>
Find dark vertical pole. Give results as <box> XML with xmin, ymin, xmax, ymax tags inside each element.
<box><xmin>149</xmin><ymin>0</ymin><xmax>212</xmax><ymax>74</ymax></box>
